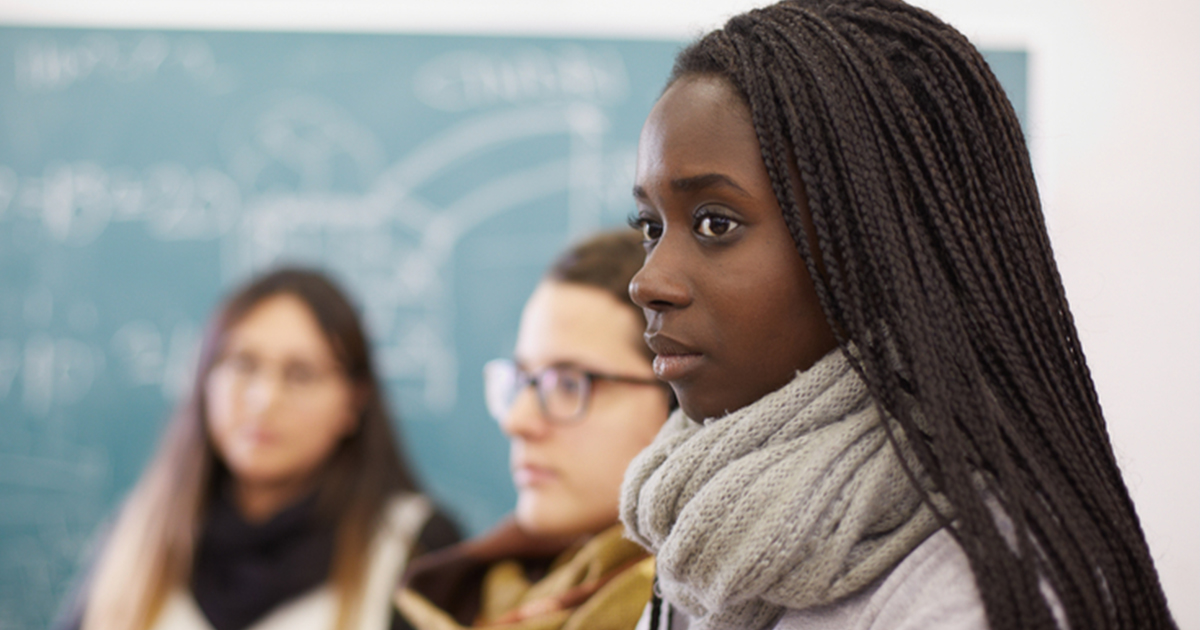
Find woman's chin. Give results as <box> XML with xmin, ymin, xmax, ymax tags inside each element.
<box><xmin>514</xmin><ymin>498</ymin><xmax>563</xmax><ymax>535</ymax></box>
<box><xmin>515</xmin><ymin>499</ymin><xmax>615</xmax><ymax>539</ymax></box>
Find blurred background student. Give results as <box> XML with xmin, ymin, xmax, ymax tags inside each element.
<box><xmin>57</xmin><ymin>268</ymin><xmax>461</xmax><ymax>630</ymax></box>
<box><xmin>396</xmin><ymin>230</ymin><xmax>673</xmax><ymax>630</ymax></box>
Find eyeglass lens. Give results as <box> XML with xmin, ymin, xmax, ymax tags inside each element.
<box><xmin>483</xmin><ymin>359</ymin><xmax>591</xmax><ymax>423</ymax></box>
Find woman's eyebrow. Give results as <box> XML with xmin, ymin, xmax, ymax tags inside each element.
<box><xmin>632</xmin><ymin>173</ymin><xmax>750</xmax><ymax>201</ymax></box>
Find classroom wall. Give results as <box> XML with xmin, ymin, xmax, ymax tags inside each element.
<box><xmin>1</xmin><ymin>1</ymin><xmax>1195</xmax><ymax>629</ymax></box>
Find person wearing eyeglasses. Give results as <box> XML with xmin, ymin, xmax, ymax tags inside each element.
<box><xmin>395</xmin><ymin>230</ymin><xmax>674</xmax><ymax>630</ymax></box>
<box><xmin>57</xmin><ymin>268</ymin><xmax>461</xmax><ymax>630</ymax></box>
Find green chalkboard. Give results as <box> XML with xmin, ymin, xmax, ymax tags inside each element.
<box><xmin>0</xmin><ymin>25</ymin><xmax>1026</xmax><ymax>629</ymax></box>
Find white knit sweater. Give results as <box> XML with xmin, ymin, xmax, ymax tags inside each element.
<box><xmin>772</xmin><ymin>528</ymin><xmax>986</xmax><ymax>630</ymax></box>
<box><xmin>637</xmin><ymin>528</ymin><xmax>988</xmax><ymax>630</ymax></box>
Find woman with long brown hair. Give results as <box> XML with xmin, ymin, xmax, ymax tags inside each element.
<box><xmin>58</xmin><ymin>268</ymin><xmax>459</xmax><ymax>630</ymax></box>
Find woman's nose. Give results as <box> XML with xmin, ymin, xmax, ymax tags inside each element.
<box><xmin>629</xmin><ymin>237</ymin><xmax>691</xmax><ymax>312</ymax></box>
<box><xmin>499</xmin><ymin>386</ymin><xmax>550</xmax><ymax>440</ymax></box>
<box><xmin>244</xmin><ymin>373</ymin><xmax>283</xmax><ymax>415</ymax></box>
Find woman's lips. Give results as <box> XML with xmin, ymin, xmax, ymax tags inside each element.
<box><xmin>238</xmin><ymin>428</ymin><xmax>280</xmax><ymax>447</ymax></box>
<box><xmin>512</xmin><ymin>464</ymin><xmax>557</xmax><ymax>488</ymax></box>
<box><xmin>652</xmin><ymin>353</ymin><xmax>702</xmax><ymax>381</ymax></box>
<box><xmin>644</xmin><ymin>333</ymin><xmax>703</xmax><ymax>381</ymax></box>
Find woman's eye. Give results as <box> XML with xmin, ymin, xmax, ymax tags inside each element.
<box><xmin>225</xmin><ymin>353</ymin><xmax>257</xmax><ymax>375</ymax></box>
<box><xmin>283</xmin><ymin>364</ymin><xmax>319</xmax><ymax>385</ymax></box>
<box><xmin>643</xmin><ymin>222</ymin><xmax>663</xmax><ymax>241</ymax></box>
<box><xmin>557</xmin><ymin>374</ymin><xmax>584</xmax><ymax>396</ymax></box>
<box><xmin>627</xmin><ymin>214</ymin><xmax>663</xmax><ymax>242</ymax></box>
<box><xmin>695</xmin><ymin>214</ymin><xmax>738</xmax><ymax>238</ymax></box>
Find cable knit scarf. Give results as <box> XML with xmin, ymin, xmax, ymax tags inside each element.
<box><xmin>620</xmin><ymin>349</ymin><xmax>945</xmax><ymax>630</ymax></box>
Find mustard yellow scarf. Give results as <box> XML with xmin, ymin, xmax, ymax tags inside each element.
<box><xmin>397</xmin><ymin>524</ymin><xmax>652</xmax><ymax>630</ymax></box>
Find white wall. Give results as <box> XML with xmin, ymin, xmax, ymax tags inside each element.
<box><xmin>1</xmin><ymin>0</ymin><xmax>1196</xmax><ymax>627</ymax></box>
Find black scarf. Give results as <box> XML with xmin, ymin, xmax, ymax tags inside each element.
<box><xmin>191</xmin><ymin>490</ymin><xmax>335</xmax><ymax>630</ymax></box>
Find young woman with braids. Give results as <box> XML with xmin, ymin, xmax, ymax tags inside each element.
<box><xmin>621</xmin><ymin>1</ymin><xmax>1176</xmax><ymax>629</ymax></box>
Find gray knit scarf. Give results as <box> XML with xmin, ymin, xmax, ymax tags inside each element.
<box><xmin>620</xmin><ymin>349</ymin><xmax>945</xmax><ymax>630</ymax></box>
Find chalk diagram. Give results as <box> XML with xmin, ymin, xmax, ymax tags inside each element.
<box><xmin>227</xmin><ymin>99</ymin><xmax>617</xmax><ymax>412</ymax></box>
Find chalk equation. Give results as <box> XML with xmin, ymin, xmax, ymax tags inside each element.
<box><xmin>415</xmin><ymin>45</ymin><xmax>630</xmax><ymax>112</ymax></box>
<box><xmin>3</xmin><ymin>161</ymin><xmax>241</xmax><ymax>247</ymax></box>
<box><xmin>13</xmin><ymin>32</ymin><xmax>228</xmax><ymax>94</ymax></box>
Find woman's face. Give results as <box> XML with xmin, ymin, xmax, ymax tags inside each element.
<box><xmin>206</xmin><ymin>293</ymin><xmax>358</xmax><ymax>495</ymax></box>
<box><xmin>630</xmin><ymin>74</ymin><xmax>837</xmax><ymax>421</ymax></box>
<box><xmin>501</xmin><ymin>281</ymin><xmax>671</xmax><ymax>537</ymax></box>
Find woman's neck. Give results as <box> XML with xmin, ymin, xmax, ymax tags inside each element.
<box><xmin>233</xmin><ymin>476</ymin><xmax>317</xmax><ymax>523</ymax></box>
